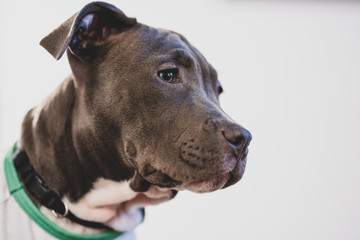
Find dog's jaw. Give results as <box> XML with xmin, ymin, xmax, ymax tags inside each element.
<box><xmin>161</xmin><ymin>156</ymin><xmax>247</xmax><ymax>193</ymax></box>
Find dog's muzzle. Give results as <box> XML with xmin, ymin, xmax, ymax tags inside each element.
<box><xmin>137</xmin><ymin>123</ymin><xmax>252</xmax><ymax>193</ymax></box>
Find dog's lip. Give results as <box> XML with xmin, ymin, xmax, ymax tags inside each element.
<box><xmin>189</xmin><ymin>175</ymin><xmax>223</xmax><ymax>186</ymax></box>
<box><xmin>240</xmin><ymin>148</ymin><xmax>249</xmax><ymax>160</ymax></box>
<box><xmin>222</xmin><ymin>155</ymin><xmax>247</xmax><ymax>189</ymax></box>
<box><xmin>185</xmin><ymin>155</ymin><xmax>247</xmax><ymax>191</ymax></box>
<box><xmin>182</xmin><ymin>174</ymin><xmax>230</xmax><ymax>193</ymax></box>
<box><xmin>233</xmin><ymin>145</ymin><xmax>249</xmax><ymax>162</ymax></box>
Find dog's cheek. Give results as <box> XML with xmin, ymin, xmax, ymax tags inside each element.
<box><xmin>124</xmin><ymin>140</ymin><xmax>138</xmax><ymax>167</ymax></box>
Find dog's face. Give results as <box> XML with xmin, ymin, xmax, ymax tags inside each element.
<box><xmin>41</xmin><ymin>2</ymin><xmax>251</xmax><ymax>193</ymax></box>
<box><xmin>94</xmin><ymin>26</ymin><xmax>251</xmax><ymax>193</ymax></box>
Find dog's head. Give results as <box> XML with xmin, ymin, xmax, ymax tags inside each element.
<box><xmin>41</xmin><ymin>2</ymin><xmax>252</xmax><ymax>194</ymax></box>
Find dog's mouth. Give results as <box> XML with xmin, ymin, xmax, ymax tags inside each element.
<box><xmin>129</xmin><ymin>140</ymin><xmax>250</xmax><ymax>194</ymax></box>
<box><xmin>176</xmin><ymin>154</ymin><xmax>247</xmax><ymax>193</ymax></box>
<box><xmin>141</xmin><ymin>150</ymin><xmax>248</xmax><ymax>193</ymax></box>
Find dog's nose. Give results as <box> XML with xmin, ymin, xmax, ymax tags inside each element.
<box><xmin>222</xmin><ymin>125</ymin><xmax>252</xmax><ymax>159</ymax></box>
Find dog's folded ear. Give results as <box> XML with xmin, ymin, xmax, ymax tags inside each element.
<box><xmin>40</xmin><ymin>1</ymin><xmax>137</xmax><ymax>60</ymax></box>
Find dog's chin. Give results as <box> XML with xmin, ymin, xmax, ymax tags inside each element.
<box><xmin>181</xmin><ymin>174</ymin><xmax>231</xmax><ymax>193</ymax></box>
<box><xmin>173</xmin><ymin>157</ymin><xmax>247</xmax><ymax>193</ymax></box>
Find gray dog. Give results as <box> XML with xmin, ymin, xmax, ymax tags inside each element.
<box><xmin>0</xmin><ymin>2</ymin><xmax>252</xmax><ymax>240</ymax></box>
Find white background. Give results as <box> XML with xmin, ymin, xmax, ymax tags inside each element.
<box><xmin>1</xmin><ymin>0</ymin><xmax>360</xmax><ymax>239</ymax></box>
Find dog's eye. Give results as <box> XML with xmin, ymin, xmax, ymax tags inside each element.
<box><xmin>217</xmin><ymin>82</ymin><xmax>223</xmax><ymax>95</ymax></box>
<box><xmin>158</xmin><ymin>69</ymin><xmax>178</xmax><ymax>83</ymax></box>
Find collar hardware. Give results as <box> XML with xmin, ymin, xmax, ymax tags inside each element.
<box><xmin>52</xmin><ymin>203</ymin><xmax>69</xmax><ymax>218</ymax></box>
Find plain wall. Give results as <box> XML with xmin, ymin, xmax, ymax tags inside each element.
<box><xmin>1</xmin><ymin>0</ymin><xmax>359</xmax><ymax>239</ymax></box>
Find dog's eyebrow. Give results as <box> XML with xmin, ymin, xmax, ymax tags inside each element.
<box><xmin>169</xmin><ymin>49</ymin><xmax>195</xmax><ymax>68</ymax></box>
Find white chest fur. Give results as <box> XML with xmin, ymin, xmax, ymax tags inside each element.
<box><xmin>41</xmin><ymin>178</ymin><xmax>174</xmax><ymax>234</ymax></box>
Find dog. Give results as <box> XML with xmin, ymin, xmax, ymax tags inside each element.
<box><xmin>0</xmin><ymin>2</ymin><xmax>252</xmax><ymax>239</ymax></box>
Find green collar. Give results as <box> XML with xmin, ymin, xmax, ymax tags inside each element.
<box><xmin>4</xmin><ymin>143</ymin><xmax>123</xmax><ymax>240</ymax></box>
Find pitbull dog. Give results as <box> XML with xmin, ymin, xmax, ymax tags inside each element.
<box><xmin>0</xmin><ymin>2</ymin><xmax>252</xmax><ymax>239</ymax></box>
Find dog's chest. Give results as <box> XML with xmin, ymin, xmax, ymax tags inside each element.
<box><xmin>57</xmin><ymin>178</ymin><xmax>173</xmax><ymax>232</ymax></box>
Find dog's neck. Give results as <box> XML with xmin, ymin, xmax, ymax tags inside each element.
<box><xmin>20</xmin><ymin>75</ymin><xmax>134</xmax><ymax>201</ymax></box>
<box><xmin>18</xmin><ymin>75</ymin><xmax>175</xmax><ymax>233</ymax></box>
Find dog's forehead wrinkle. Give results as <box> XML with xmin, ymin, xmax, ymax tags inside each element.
<box><xmin>135</xmin><ymin>25</ymin><xmax>196</xmax><ymax>62</ymax></box>
<box><xmin>178</xmin><ymin>46</ymin><xmax>214</xmax><ymax>97</ymax></box>
<box><xmin>157</xmin><ymin>48</ymin><xmax>196</xmax><ymax>69</ymax></box>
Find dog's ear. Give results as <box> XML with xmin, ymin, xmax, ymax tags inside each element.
<box><xmin>40</xmin><ymin>2</ymin><xmax>137</xmax><ymax>60</ymax></box>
